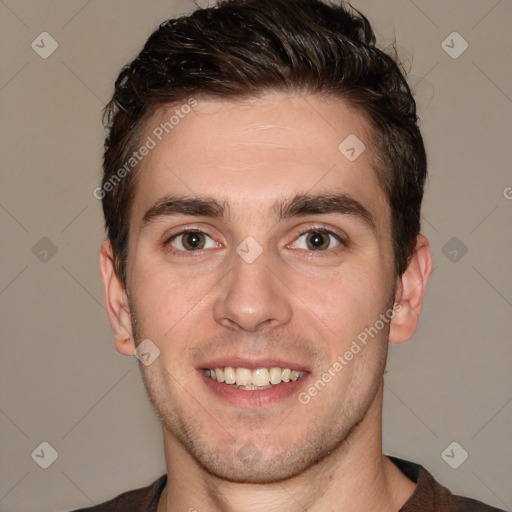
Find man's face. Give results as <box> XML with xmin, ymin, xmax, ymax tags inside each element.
<box><xmin>123</xmin><ymin>93</ymin><xmax>397</xmax><ymax>483</ymax></box>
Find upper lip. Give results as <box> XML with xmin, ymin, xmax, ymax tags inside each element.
<box><xmin>198</xmin><ymin>357</ymin><xmax>310</xmax><ymax>372</ymax></box>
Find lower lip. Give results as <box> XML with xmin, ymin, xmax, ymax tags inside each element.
<box><xmin>199</xmin><ymin>370</ymin><xmax>309</xmax><ymax>407</ymax></box>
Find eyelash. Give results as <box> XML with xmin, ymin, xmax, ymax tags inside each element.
<box><xmin>292</xmin><ymin>227</ymin><xmax>345</xmax><ymax>252</ymax></box>
<box><xmin>163</xmin><ymin>226</ymin><xmax>345</xmax><ymax>257</ymax></box>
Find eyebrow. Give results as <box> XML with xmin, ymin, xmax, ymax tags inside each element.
<box><xmin>141</xmin><ymin>192</ymin><xmax>375</xmax><ymax>231</ymax></box>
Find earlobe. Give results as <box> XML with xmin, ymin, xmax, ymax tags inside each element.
<box><xmin>389</xmin><ymin>235</ymin><xmax>433</xmax><ymax>345</ymax></box>
<box><xmin>99</xmin><ymin>240</ymin><xmax>136</xmax><ymax>356</ymax></box>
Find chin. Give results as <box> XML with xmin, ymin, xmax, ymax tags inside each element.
<box><xmin>199</xmin><ymin>451</ymin><xmax>307</xmax><ymax>484</ymax></box>
<box><xmin>187</xmin><ymin>430</ymin><xmax>348</xmax><ymax>485</ymax></box>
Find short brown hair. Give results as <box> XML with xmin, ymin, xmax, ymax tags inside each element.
<box><xmin>101</xmin><ymin>0</ymin><xmax>427</xmax><ymax>284</ymax></box>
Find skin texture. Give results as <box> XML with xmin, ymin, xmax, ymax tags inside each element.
<box><xmin>100</xmin><ymin>92</ymin><xmax>432</xmax><ymax>511</ymax></box>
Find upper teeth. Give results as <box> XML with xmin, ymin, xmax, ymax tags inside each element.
<box><xmin>204</xmin><ymin>367</ymin><xmax>305</xmax><ymax>388</ymax></box>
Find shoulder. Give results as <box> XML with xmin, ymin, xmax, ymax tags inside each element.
<box><xmin>70</xmin><ymin>475</ymin><xmax>167</xmax><ymax>512</ymax></box>
<box><xmin>451</xmin><ymin>495</ymin><xmax>507</xmax><ymax>512</ymax></box>
<box><xmin>387</xmin><ymin>456</ymin><xmax>506</xmax><ymax>512</ymax></box>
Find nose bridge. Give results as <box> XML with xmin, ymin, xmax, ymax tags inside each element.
<box><xmin>212</xmin><ymin>242</ymin><xmax>292</xmax><ymax>331</ymax></box>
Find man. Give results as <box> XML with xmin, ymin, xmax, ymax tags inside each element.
<box><xmin>77</xmin><ymin>0</ymin><xmax>504</xmax><ymax>510</ymax></box>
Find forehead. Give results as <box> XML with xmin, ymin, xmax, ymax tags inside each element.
<box><xmin>130</xmin><ymin>93</ymin><xmax>388</xmax><ymax>230</ymax></box>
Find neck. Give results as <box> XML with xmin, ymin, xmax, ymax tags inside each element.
<box><xmin>158</xmin><ymin>385</ymin><xmax>416</xmax><ymax>512</ymax></box>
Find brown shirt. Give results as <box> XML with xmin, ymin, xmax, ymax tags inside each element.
<box><xmin>71</xmin><ymin>456</ymin><xmax>505</xmax><ymax>511</ymax></box>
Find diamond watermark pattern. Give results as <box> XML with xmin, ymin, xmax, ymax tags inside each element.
<box><xmin>236</xmin><ymin>236</ymin><xmax>263</xmax><ymax>264</ymax></box>
<box><xmin>338</xmin><ymin>134</ymin><xmax>366</xmax><ymax>161</ymax></box>
<box><xmin>441</xmin><ymin>32</ymin><xmax>468</xmax><ymax>59</ymax></box>
<box><xmin>31</xmin><ymin>442</ymin><xmax>58</xmax><ymax>469</ymax></box>
<box><xmin>236</xmin><ymin>442</ymin><xmax>262</xmax><ymax>468</ymax></box>
<box><xmin>441</xmin><ymin>441</ymin><xmax>468</xmax><ymax>469</ymax></box>
<box><xmin>134</xmin><ymin>339</ymin><xmax>161</xmax><ymax>366</ymax></box>
<box><xmin>31</xmin><ymin>32</ymin><xmax>59</xmax><ymax>59</ymax></box>
<box><xmin>442</xmin><ymin>237</ymin><xmax>468</xmax><ymax>263</ymax></box>
<box><xmin>32</xmin><ymin>237</ymin><xmax>58</xmax><ymax>263</ymax></box>
<box><xmin>194</xmin><ymin>0</ymin><xmax>212</xmax><ymax>8</ymax></box>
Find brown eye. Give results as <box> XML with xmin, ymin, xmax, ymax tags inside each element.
<box><xmin>169</xmin><ymin>231</ymin><xmax>216</xmax><ymax>251</ymax></box>
<box><xmin>183</xmin><ymin>232</ymin><xmax>205</xmax><ymax>250</ymax></box>
<box><xmin>305</xmin><ymin>231</ymin><xmax>330</xmax><ymax>250</ymax></box>
<box><xmin>290</xmin><ymin>229</ymin><xmax>343</xmax><ymax>252</ymax></box>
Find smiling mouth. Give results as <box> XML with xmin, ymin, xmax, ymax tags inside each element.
<box><xmin>203</xmin><ymin>366</ymin><xmax>306</xmax><ymax>390</ymax></box>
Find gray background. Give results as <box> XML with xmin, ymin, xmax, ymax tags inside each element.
<box><xmin>0</xmin><ymin>0</ymin><xmax>511</xmax><ymax>510</ymax></box>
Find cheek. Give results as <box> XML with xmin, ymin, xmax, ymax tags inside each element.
<box><xmin>291</xmin><ymin>259</ymin><xmax>390</xmax><ymax>327</ymax></box>
<box><xmin>129</xmin><ymin>260</ymin><xmax>215</xmax><ymax>338</ymax></box>
<box><xmin>301</xmin><ymin>280</ymin><xmax>392</xmax><ymax>377</ymax></box>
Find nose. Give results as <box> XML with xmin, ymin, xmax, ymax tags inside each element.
<box><xmin>212</xmin><ymin>249</ymin><xmax>293</xmax><ymax>332</ymax></box>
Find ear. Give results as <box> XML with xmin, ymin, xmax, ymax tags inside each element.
<box><xmin>389</xmin><ymin>234</ymin><xmax>433</xmax><ymax>344</ymax></box>
<box><xmin>99</xmin><ymin>239</ymin><xmax>136</xmax><ymax>356</ymax></box>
